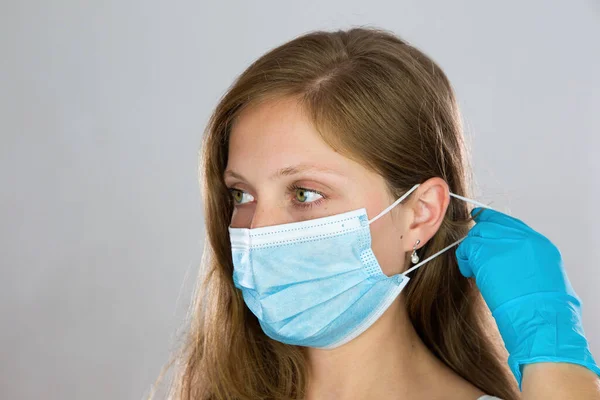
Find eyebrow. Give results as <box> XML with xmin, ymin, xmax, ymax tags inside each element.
<box><xmin>224</xmin><ymin>163</ymin><xmax>345</xmax><ymax>181</ymax></box>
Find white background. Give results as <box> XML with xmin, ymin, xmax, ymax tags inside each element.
<box><xmin>1</xmin><ymin>1</ymin><xmax>599</xmax><ymax>399</ymax></box>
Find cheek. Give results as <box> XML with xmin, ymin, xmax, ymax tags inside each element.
<box><xmin>229</xmin><ymin>205</ymin><xmax>254</xmax><ymax>228</ymax></box>
<box><xmin>370</xmin><ymin>221</ymin><xmax>407</xmax><ymax>276</ymax></box>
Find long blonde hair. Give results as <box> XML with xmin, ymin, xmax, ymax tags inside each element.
<box><xmin>151</xmin><ymin>26</ymin><xmax>520</xmax><ymax>400</ymax></box>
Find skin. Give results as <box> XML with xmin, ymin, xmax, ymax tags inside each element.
<box><xmin>224</xmin><ymin>96</ymin><xmax>600</xmax><ymax>399</ymax></box>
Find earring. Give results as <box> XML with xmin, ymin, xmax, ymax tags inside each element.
<box><xmin>411</xmin><ymin>239</ymin><xmax>421</xmax><ymax>264</ymax></box>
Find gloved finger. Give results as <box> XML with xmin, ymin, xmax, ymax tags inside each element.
<box><xmin>471</xmin><ymin>207</ymin><xmax>533</xmax><ymax>233</ymax></box>
<box><xmin>468</xmin><ymin>220</ymin><xmax>529</xmax><ymax>240</ymax></box>
<box><xmin>455</xmin><ymin>235</ymin><xmax>486</xmax><ymax>278</ymax></box>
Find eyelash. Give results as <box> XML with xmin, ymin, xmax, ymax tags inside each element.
<box><xmin>288</xmin><ymin>183</ymin><xmax>326</xmax><ymax>209</ymax></box>
<box><xmin>227</xmin><ymin>184</ymin><xmax>327</xmax><ymax>210</ymax></box>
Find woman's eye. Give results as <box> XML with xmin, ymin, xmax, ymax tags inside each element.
<box><xmin>230</xmin><ymin>189</ymin><xmax>254</xmax><ymax>204</ymax></box>
<box><xmin>228</xmin><ymin>186</ymin><xmax>325</xmax><ymax>208</ymax></box>
<box><xmin>294</xmin><ymin>188</ymin><xmax>323</xmax><ymax>203</ymax></box>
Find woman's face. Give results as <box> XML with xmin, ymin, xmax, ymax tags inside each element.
<box><xmin>224</xmin><ymin>97</ymin><xmax>414</xmax><ymax>276</ymax></box>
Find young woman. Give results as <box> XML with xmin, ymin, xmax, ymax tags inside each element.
<box><xmin>153</xmin><ymin>27</ymin><xmax>600</xmax><ymax>399</ymax></box>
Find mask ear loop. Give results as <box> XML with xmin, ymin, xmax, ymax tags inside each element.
<box><xmin>368</xmin><ymin>183</ymin><xmax>421</xmax><ymax>225</ymax></box>
<box><xmin>364</xmin><ymin>182</ymin><xmax>496</xmax><ymax>276</ymax></box>
<box><xmin>402</xmin><ymin>196</ymin><xmax>495</xmax><ymax>276</ymax></box>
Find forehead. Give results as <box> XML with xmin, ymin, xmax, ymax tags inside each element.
<box><xmin>227</xmin><ymin>98</ymin><xmax>349</xmax><ymax>174</ymax></box>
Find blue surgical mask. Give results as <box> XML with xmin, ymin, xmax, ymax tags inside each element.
<box><xmin>228</xmin><ymin>183</ymin><xmax>493</xmax><ymax>348</ymax></box>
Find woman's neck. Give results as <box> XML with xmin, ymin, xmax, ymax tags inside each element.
<box><xmin>304</xmin><ymin>296</ymin><xmax>485</xmax><ymax>400</ymax></box>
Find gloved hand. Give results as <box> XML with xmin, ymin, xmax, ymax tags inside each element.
<box><xmin>455</xmin><ymin>207</ymin><xmax>600</xmax><ymax>389</ymax></box>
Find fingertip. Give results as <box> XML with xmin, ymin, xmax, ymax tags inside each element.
<box><xmin>471</xmin><ymin>206</ymin><xmax>489</xmax><ymax>221</ymax></box>
<box><xmin>470</xmin><ymin>207</ymin><xmax>531</xmax><ymax>231</ymax></box>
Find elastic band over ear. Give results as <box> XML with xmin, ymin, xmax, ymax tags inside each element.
<box><xmin>368</xmin><ymin>183</ymin><xmax>421</xmax><ymax>225</ymax></box>
<box><xmin>366</xmin><ymin>182</ymin><xmax>495</xmax><ymax>276</ymax></box>
<box><xmin>402</xmin><ymin>198</ymin><xmax>495</xmax><ymax>276</ymax></box>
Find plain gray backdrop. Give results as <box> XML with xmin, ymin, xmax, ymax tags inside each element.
<box><xmin>1</xmin><ymin>1</ymin><xmax>599</xmax><ymax>399</ymax></box>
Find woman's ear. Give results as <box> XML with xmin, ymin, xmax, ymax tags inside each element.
<box><xmin>403</xmin><ymin>177</ymin><xmax>450</xmax><ymax>252</ymax></box>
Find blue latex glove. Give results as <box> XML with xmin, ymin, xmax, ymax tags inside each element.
<box><xmin>455</xmin><ymin>207</ymin><xmax>600</xmax><ymax>389</ymax></box>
